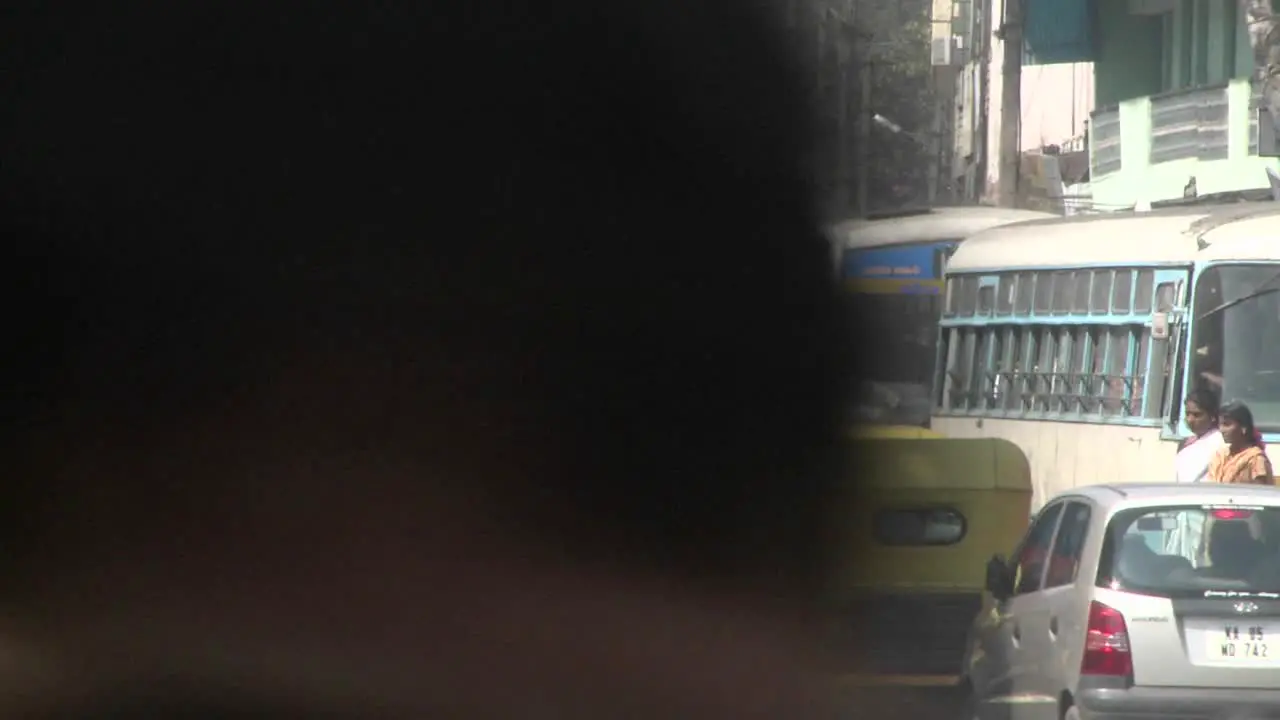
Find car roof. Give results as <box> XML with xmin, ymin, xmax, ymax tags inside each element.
<box><xmin>1050</xmin><ymin>482</ymin><xmax>1280</xmax><ymax>511</ymax></box>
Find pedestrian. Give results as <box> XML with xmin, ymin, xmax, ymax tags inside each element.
<box><xmin>1166</xmin><ymin>389</ymin><xmax>1223</xmax><ymax>561</ymax></box>
<box><xmin>1208</xmin><ymin>400</ymin><xmax>1274</xmax><ymax>484</ymax></box>
<box><xmin>1197</xmin><ymin>400</ymin><xmax>1275</xmax><ymax>566</ymax></box>
<box><xmin>1174</xmin><ymin>388</ymin><xmax>1224</xmax><ymax>483</ymax></box>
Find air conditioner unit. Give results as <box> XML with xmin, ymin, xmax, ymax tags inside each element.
<box><xmin>931</xmin><ymin>36</ymin><xmax>952</xmax><ymax>66</ymax></box>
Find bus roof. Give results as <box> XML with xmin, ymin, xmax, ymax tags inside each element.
<box><xmin>947</xmin><ymin>203</ymin><xmax>1280</xmax><ymax>273</ymax></box>
<box><xmin>829</xmin><ymin>206</ymin><xmax>1056</xmax><ymax>250</ymax></box>
<box><xmin>1197</xmin><ymin>209</ymin><xmax>1280</xmax><ymax>262</ymax></box>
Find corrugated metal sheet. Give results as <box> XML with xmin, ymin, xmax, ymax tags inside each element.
<box><xmin>1250</xmin><ymin>81</ymin><xmax>1265</xmax><ymax>155</ymax></box>
<box><xmin>1089</xmin><ymin>107</ymin><xmax>1122</xmax><ymax>177</ymax></box>
<box><xmin>1149</xmin><ymin>85</ymin><xmax>1229</xmax><ymax>164</ymax></box>
<box><xmin>1197</xmin><ymin>88</ymin><xmax>1230</xmax><ymax>161</ymax></box>
<box><xmin>1024</xmin><ymin>0</ymin><xmax>1094</xmax><ymax>65</ymax></box>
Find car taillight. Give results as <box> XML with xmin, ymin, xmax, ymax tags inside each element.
<box><xmin>1211</xmin><ymin>509</ymin><xmax>1254</xmax><ymax>520</ymax></box>
<box><xmin>1081</xmin><ymin>601</ymin><xmax>1132</xmax><ymax>677</ymax></box>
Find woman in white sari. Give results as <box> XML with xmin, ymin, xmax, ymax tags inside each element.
<box><xmin>1166</xmin><ymin>390</ymin><xmax>1223</xmax><ymax>562</ymax></box>
<box><xmin>1175</xmin><ymin>390</ymin><xmax>1224</xmax><ymax>483</ymax></box>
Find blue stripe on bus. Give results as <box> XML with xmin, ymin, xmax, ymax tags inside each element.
<box><xmin>843</xmin><ymin>245</ymin><xmax>942</xmax><ymax>280</ymax></box>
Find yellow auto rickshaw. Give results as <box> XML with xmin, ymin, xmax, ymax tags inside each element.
<box><xmin>847</xmin><ymin>425</ymin><xmax>945</xmax><ymax>440</ymax></box>
<box><xmin>829</xmin><ymin>437</ymin><xmax>1032</xmax><ymax>690</ymax></box>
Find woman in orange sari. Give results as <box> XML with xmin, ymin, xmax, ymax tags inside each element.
<box><xmin>1207</xmin><ymin>401</ymin><xmax>1274</xmax><ymax>485</ymax></box>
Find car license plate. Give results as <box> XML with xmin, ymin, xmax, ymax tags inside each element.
<box><xmin>1206</xmin><ymin>623</ymin><xmax>1275</xmax><ymax>663</ymax></box>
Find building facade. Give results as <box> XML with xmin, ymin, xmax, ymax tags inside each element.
<box><xmin>945</xmin><ymin>0</ymin><xmax>1094</xmax><ymax>205</ymax></box>
<box><xmin>947</xmin><ymin>0</ymin><xmax>1279</xmax><ymax>211</ymax></box>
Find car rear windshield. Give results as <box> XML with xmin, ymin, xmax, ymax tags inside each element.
<box><xmin>1098</xmin><ymin>505</ymin><xmax>1280</xmax><ymax>596</ymax></box>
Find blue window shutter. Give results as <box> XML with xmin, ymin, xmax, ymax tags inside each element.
<box><xmin>1024</xmin><ymin>0</ymin><xmax>1094</xmax><ymax>64</ymax></box>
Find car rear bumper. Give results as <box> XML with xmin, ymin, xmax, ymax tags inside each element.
<box><xmin>1080</xmin><ymin>686</ymin><xmax>1280</xmax><ymax>719</ymax></box>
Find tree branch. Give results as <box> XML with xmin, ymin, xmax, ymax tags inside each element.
<box><xmin>1241</xmin><ymin>0</ymin><xmax>1280</xmax><ymax>139</ymax></box>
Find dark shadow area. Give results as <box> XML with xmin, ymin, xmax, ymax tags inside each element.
<box><xmin>0</xmin><ymin>1</ymin><xmax>880</xmax><ymax>718</ymax></box>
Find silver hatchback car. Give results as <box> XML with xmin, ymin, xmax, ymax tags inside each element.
<box><xmin>962</xmin><ymin>483</ymin><xmax>1280</xmax><ymax>720</ymax></box>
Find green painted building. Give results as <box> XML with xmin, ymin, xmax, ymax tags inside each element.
<box><xmin>1033</xmin><ymin>0</ymin><xmax>1280</xmax><ymax>206</ymax></box>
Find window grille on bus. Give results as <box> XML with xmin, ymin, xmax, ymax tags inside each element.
<box><xmin>946</xmin><ymin>369</ymin><xmax>1146</xmax><ymax>416</ymax></box>
<box><xmin>938</xmin><ymin>267</ymin><xmax>1170</xmax><ymax>423</ymax></box>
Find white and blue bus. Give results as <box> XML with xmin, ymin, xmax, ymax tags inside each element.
<box><xmin>829</xmin><ymin>207</ymin><xmax>1055</xmax><ymax>427</ymax></box>
<box><xmin>932</xmin><ymin>203</ymin><xmax>1280</xmax><ymax>506</ymax></box>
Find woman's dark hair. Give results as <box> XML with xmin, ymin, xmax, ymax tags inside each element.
<box><xmin>1185</xmin><ymin>388</ymin><xmax>1221</xmax><ymax>419</ymax></box>
<box><xmin>1220</xmin><ymin>400</ymin><xmax>1258</xmax><ymax>442</ymax></box>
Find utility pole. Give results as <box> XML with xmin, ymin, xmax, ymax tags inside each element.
<box><xmin>857</xmin><ymin>59</ymin><xmax>871</xmax><ymax>215</ymax></box>
<box><xmin>927</xmin><ymin>72</ymin><xmax>942</xmax><ymax>206</ymax></box>
<box><xmin>836</xmin><ymin>61</ymin><xmax>851</xmax><ymax>215</ymax></box>
<box><xmin>996</xmin><ymin>0</ymin><xmax>1023</xmax><ymax>207</ymax></box>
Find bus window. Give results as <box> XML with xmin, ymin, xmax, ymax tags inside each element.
<box><xmin>1052</xmin><ymin>327</ymin><xmax>1073</xmax><ymax>412</ymax></box>
<box><xmin>1112</xmin><ymin>269</ymin><xmax>1133</xmax><ymax>313</ymax></box>
<box><xmin>1073</xmin><ymin>272</ymin><xmax>1092</xmax><ymax>314</ymax></box>
<box><xmin>1090</xmin><ymin>270</ymin><xmax>1113</xmax><ymax>315</ymax></box>
<box><xmin>1103</xmin><ymin>327</ymin><xmax>1130</xmax><ymax>416</ymax></box>
<box><xmin>1156</xmin><ymin>281</ymin><xmax>1176</xmax><ymax>313</ymax></box>
<box><xmin>1134</xmin><ymin>270</ymin><xmax>1155</xmax><ymax>314</ymax></box>
<box><xmin>1034</xmin><ymin>274</ymin><xmax>1053</xmax><ymax>314</ymax></box>
<box><xmin>1034</xmin><ymin>328</ymin><xmax>1056</xmax><ymax>411</ymax></box>
<box><xmin>1052</xmin><ymin>272</ymin><xmax>1075</xmax><ymax>314</ymax></box>
<box><xmin>1015</xmin><ymin>273</ymin><xmax>1033</xmax><ymax>314</ymax></box>
<box><xmin>1068</xmin><ymin>326</ymin><xmax>1089</xmax><ymax>413</ymax></box>
<box><xmin>997</xmin><ymin>273</ymin><xmax>1015</xmax><ymax>315</ymax></box>
<box><xmin>958</xmin><ymin>276</ymin><xmax>980</xmax><ymax>316</ymax></box>
<box><xmin>1132</xmin><ymin>330</ymin><xmax>1150</xmax><ymax>417</ymax></box>
<box><xmin>978</xmin><ymin>285</ymin><xmax>996</xmax><ymax>316</ymax></box>
<box><xmin>1193</xmin><ymin>265</ymin><xmax>1280</xmax><ymax>430</ymax></box>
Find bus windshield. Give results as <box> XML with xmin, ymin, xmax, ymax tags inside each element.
<box><xmin>1191</xmin><ymin>264</ymin><xmax>1280</xmax><ymax>431</ymax></box>
<box><xmin>839</xmin><ymin>240</ymin><xmax>953</xmax><ymax>426</ymax></box>
<box><xmin>841</xmin><ymin>293</ymin><xmax>938</xmax><ymax>425</ymax></box>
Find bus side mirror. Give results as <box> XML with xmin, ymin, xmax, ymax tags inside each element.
<box><xmin>1152</xmin><ymin>312</ymin><xmax>1169</xmax><ymax>340</ymax></box>
<box><xmin>985</xmin><ymin>554</ymin><xmax>1013</xmax><ymax>601</ymax></box>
